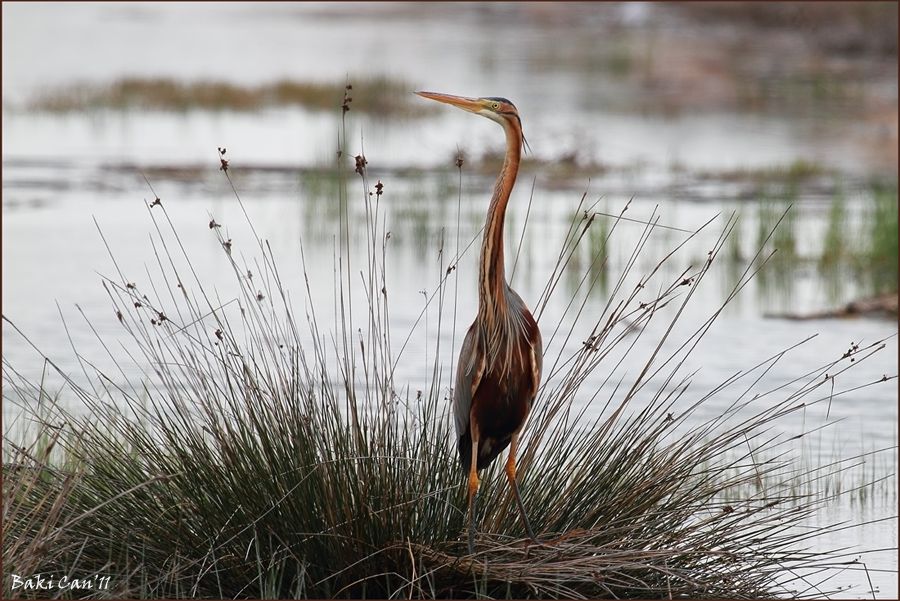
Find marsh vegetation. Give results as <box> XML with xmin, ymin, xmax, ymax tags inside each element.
<box><xmin>28</xmin><ymin>76</ymin><xmax>432</xmax><ymax>117</ymax></box>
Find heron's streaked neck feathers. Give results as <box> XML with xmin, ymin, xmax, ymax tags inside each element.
<box><xmin>478</xmin><ymin>116</ymin><xmax>522</xmax><ymax>331</ymax></box>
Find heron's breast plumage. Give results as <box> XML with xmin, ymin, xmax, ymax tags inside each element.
<box><xmin>458</xmin><ymin>306</ymin><xmax>541</xmax><ymax>471</ymax></box>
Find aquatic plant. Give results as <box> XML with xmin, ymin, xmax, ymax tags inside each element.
<box><xmin>864</xmin><ymin>181</ymin><xmax>899</xmax><ymax>294</ymax></box>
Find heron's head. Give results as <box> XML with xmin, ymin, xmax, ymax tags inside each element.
<box><xmin>416</xmin><ymin>91</ymin><xmax>528</xmax><ymax>151</ymax></box>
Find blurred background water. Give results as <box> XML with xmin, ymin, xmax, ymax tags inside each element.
<box><xmin>2</xmin><ymin>3</ymin><xmax>897</xmax><ymax>596</ymax></box>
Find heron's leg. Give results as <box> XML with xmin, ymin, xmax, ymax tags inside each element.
<box><xmin>505</xmin><ymin>433</ymin><xmax>537</xmax><ymax>542</ymax></box>
<box><xmin>467</xmin><ymin>436</ymin><xmax>480</xmax><ymax>555</ymax></box>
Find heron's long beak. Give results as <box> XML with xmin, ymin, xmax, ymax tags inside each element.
<box><xmin>415</xmin><ymin>91</ymin><xmax>482</xmax><ymax>113</ymax></box>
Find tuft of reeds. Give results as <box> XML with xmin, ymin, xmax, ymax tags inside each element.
<box><xmin>863</xmin><ymin>180</ymin><xmax>899</xmax><ymax>294</ymax></box>
<box><xmin>3</xmin><ymin>125</ymin><xmax>896</xmax><ymax>598</ymax></box>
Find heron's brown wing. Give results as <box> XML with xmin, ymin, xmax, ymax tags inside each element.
<box><xmin>507</xmin><ymin>288</ymin><xmax>543</xmax><ymax>401</ymax></box>
<box><xmin>527</xmin><ymin>310</ymin><xmax>543</xmax><ymax>400</ymax></box>
<box><xmin>453</xmin><ymin>322</ymin><xmax>483</xmax><ymax>439</ymax></box>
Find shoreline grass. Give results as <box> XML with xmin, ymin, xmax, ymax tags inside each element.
<box><xmin>3</xmin><ymin>107</ymin><xmax>898</xmax><ymax>598</ymax></box>
<box><xmin>27</xmin><ymin>76</ymin><xmax>435</xmax><ymax>117</ymax></box>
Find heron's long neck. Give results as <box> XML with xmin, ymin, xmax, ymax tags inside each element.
<box><xmin>478</xmin><ymin>120</ymin><xmax>521</xmax><ymax>322</ymax></box>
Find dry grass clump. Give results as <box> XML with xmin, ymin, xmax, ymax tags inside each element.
<box><xmin>3</xmin><ymin>130</ymin><xmax>894</xmax><ymax>598</ymax></box>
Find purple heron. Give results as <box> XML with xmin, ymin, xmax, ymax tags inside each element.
<box><xmin>416</xmin><ymin>91</ymin><xmax>543</xmax><ymax>554</ymax></box>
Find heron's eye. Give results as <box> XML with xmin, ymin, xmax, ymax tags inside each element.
<box><xmin>491</xmin><ymin>102</ymin><xmax>500</xmax><ymax>110</ymax></box>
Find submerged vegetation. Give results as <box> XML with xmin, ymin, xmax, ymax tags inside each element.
<box><xmin>28</xmin><ymin>76</ymin><xmax>434</xmax><ymax>117</ymax></box>
<box><xmin>864</xmin><ymin>181</ymin><xmax>899</xmax><ymax>294</ymax></box>
<box><xmin>3</xmin><ymin>131</ymin><xmax>896</xmax><ymax>599</ymax></box>
<box><xmin>689</xmin><ymin>160</ymin><xmax>900</xmax><ymax>311</ymax></box>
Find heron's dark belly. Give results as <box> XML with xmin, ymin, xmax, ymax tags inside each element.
<box><xmin>466</xmin><ymin>345</ymin><xmax>537</xmax><ymax>470</ymax></box>
<box><xmin>472</xmin><ymin>373</ymin><xmax>531</xmax><ymax>442</ymax></box>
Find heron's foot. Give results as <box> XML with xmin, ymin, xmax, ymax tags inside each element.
<box><xmin>538</xmin><ymin>528</ymin><xmax>589</xmax><ymax>547</ymax></box>
<box><xmin>531</xmin><ymin>536</ymin><xmax>559</xmax><ymax>550</ymax></box>
<box><xmin>521</xmin><ymin>528</ymin><xmax>592</xmax><ymax>550</ymax></box>
<box><xmin>522</xmin><ymin>535</ymin><xmax>554</xmax><ymax>548</ymax></box>
<box><xmin>510</xmin><ymin>534</ymin><xmax>547</xmax><ymax>555</ymax></box>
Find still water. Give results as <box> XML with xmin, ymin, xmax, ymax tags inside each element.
<box><xmin>3</xmin><ymin>3</ymin><xmax>897</xmax><ymax>597</ymax></box>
